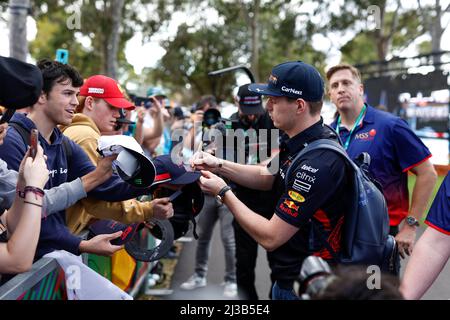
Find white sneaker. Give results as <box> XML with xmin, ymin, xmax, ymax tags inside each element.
<box><xmin>223</xmin><ymin>281</ymin><xmax>237</xmax><ymax>298</ymax></box>
<box><xmin>180</xmin><ymin>274</ymin><xmax>207</xmax><ymax>290</ymax></box>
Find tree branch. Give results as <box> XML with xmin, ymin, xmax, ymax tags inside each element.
<box><xmin>417</xmin><ymin>0</ymin><xmax>430</xmax><ymax>27</ymax></box>
<box><xmin>387</xmin><ymin>0</ymin><xmax>401</xmax><ymax>40</ymax></box>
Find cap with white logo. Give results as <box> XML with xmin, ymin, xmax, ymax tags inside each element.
<box><xmin>248</xmin><ymin>61</ymin><xmax>324</xmax><ymax>102</ymax></box>
<box><xmin>80</xmin><ymin>75</ymin><xmax>134</xmax><ymax>109</ymax></box>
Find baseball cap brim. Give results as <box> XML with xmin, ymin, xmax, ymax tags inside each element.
<box><xmin>170</xmin><ymin>171</ymin><xmax>201</xmax><ymax>185</ymax></box>
<box><xmin>248</xmin><ymin>83</ymin><xmax>284</xmax><ymax>97</ymax></box>
<box><xmin>119</xmin><ymin>148</ymin><xmax>156</xmax><ymax>188</ymax></box>
<box><xmin>152</xmin><ymin>170</ymin><xmax>201</xmax><ymax>187</ymax></box>
<box><xmin>88</xmin><ymin>220</ymin><xmax>143</xmax><ymax>246</ymax></box>
<box><xmin>104</xmin><ymin>97</ymin><xmax>135</xmax><ymax>110</ymax></box>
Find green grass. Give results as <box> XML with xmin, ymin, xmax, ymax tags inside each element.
<box><xmin>408</xmin><ymin>175</ymin><xmax>445</xmax><ymax>223</ymax></box>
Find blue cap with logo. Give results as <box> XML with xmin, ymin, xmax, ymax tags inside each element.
<box><xmin>237</xmin><ymin>83</ymin><xmax>264</xmax><ymax>115</ymax></box>
<box><xmin>248</xmin><ymin>61</ymin><xmax>324</xmax><ymax>101</ymax></box>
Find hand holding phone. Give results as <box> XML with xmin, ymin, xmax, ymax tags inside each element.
<box><xmin>30</xmin><ymin>129</ymin><xmax>39</xmax><ymax>159</ymax></box>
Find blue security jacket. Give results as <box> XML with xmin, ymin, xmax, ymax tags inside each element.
<box><xmin>0</xmin><ymin>113</ymin><xmax>149</xmax><ymax>258</ymax></box>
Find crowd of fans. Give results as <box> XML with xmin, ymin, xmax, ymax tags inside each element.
<box><xmin>0</xmin><ymin>55</ymin><xmax>449</xmax><ymax>301</ymax></box>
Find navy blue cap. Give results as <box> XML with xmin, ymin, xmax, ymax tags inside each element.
<box><xmin>151</xmin><ymin>155</ymin><xmax>201</xmax><ymax>186</ymax></box>
<box><xmin>0</xmin><ymin>56</ymin><xmax>43</xmax><ymax>109</ymax></box>
<box><xmin>88</xmin><ymin>220</ymin><xmax>143</xmax><ymax>245</ymax></box>
<box><xmin>237</xmin><ymin>83</ymin><xmax>264</xmax><ymax>115</ymax></box>
<box><xmin>248</xmin><ymin>61</ymin><xmax>324</xmax><ymax>101</ymax></box>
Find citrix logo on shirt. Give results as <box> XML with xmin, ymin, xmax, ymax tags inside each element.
<box><xmin>355</xmin><ymin>129</ymin><xmax>377</xmax><ymax>141</ymax></box>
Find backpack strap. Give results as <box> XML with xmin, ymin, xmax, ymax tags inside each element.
<box><xmin>9</xmin><ymin>121</ymin><xmax>73</xmax><ymax>165</ymax></box>
<box><xmin>61</xmin><ymin>136</ymin><xmax>73</xmax><ymax>165</ymax></box>
<box><xmin>285</xmin><ymin>139</ymin><xmax>357</xmax><ymax>188</ymax></box>
<box><xmin>8</xmin><ymin>122</ymin><xmax>31</xmax><ymax>147</ymax></box>
<box><xmin>284</xmin><ymin>139</ymin><xmax>354</xmax><ymax>263</ymax></box>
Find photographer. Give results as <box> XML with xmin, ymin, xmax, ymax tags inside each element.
<box><xmin>191</xmin><ymin>61</ymin><xmax>352</xmax><ymax>300</ymax></box>
<box><xmin>184</xmin><ymin>95</ymin><xmax>218</xmax><ymax>152</ymax></box>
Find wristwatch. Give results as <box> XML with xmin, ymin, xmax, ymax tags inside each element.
<box><xmin>406</xmin><ymin>216</ymin><xmax>420</xmax><ymax>227</ymax></box>
<box><xmin>216</xmin><ymin>185</ymin><xmax>232</xmax><ymax>204</ymax></box>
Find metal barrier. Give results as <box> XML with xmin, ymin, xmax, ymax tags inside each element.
<box><xmin>0</xmin><ymin>258</ymin><xmax>59</xmax><ymax>300</ymax></box>
<box><xmin>0</xmin><ymin>230</ymin><xmax>156</xmax><ymax>300</ymax></box>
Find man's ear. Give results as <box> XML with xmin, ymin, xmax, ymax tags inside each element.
<box><xmin>296</xmin><ymin>99</ymin><xmax>307</xmax><ymax>114</ymax></box>
<box><xmin>359</xmin><ymin>83</ymin><xmax>364</xmax><ymax>97</ymax></box>
<box><xmin>85</xmin><ymin>96</ymin><xmax>94</xmax><ymax>111</ymax></box>
<box><xmin>37</xmin><ymin>91</ymin><xmax>47</xmax><ymax>105</ymax></box>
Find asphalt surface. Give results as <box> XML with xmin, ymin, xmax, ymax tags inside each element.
<box><xmin>162</xmin><ymin>224</ymin><xmax>450</xmax><ymax>300</ymax></box>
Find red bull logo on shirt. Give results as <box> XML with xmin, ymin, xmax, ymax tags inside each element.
<box><xmin>283</xmin><ymin>200</ymin><xmax>299</xmax><ymax>211</ymax></box>
<box><xmin>279</xmin><ymin>201</ymin><xmax>299</xmax><ymax>218</ymax></box>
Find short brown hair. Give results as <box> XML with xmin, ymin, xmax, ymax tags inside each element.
<box><xmin>76</xmin><ymin>96</ymin><xmax>87</xmax><ymax>113</ymax></box>
<box><xmin>286</xmin><ymin>97</ymin><xmax>323</xmax><ymax>116</ymax></box>
<box><xmin>76</xmin><ymin>96</ymin><xmax>104</xmax><ymax>113</ymax></box>
<box><xmin>326</xmin><ymin>64</ymin><xmax>362</xmax><ymax>83</ymax></box>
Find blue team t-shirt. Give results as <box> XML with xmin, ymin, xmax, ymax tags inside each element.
<box><xmin>425</xmin><ymin>172</ymin><xmax>450</xmax><ymax>235</ymax></box>
<box><xmin>331</xmin><ymin>105</ymin><xmax>431</xmax><ymax>226</ymax></box>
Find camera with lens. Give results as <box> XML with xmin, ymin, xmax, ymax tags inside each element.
<box><xmin>201</xmin><ymin>109</ymin><xmax>235</xmax><ymax>161</ymax></box>
<box><xmin>298</xmin><ymin>256</ymin><xmax>336</xmax><ymax>300</ymax></box>
<box><xmin>202</xmin><ymin>108</ymin><xmax>222</xmax><ymax>128</ymax></box>
<box><xmin>129</xmin><ymin>94</ymin><xmax>153</xmax><ymax>109</ymax></box>
<box><xmin>298</xmin><ymin>256</ymin><xmax>404</xmax><ymax>300</ymax></box>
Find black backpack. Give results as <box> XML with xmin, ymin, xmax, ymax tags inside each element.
<box><xmin>286</xmin><ymin>139</ymin><xmax>398</xmax><ymax>274</ymax></box>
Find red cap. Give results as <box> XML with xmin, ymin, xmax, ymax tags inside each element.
<box><xmin>80</xmin><ymin>75</ymin><xmax>134</xmax><ymax>109</ymax></box>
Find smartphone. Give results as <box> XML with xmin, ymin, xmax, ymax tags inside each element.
<box><xmin>55</xmin><ymin>49</ymin><xmax>69</xmax><ymax>64</ymax></box>
<box><xmin>30</xmin><ymin>129</ymin><xmax>39</xmax><ymax>159</ymax></box>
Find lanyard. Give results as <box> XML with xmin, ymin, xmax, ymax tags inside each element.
<box><xmin>336</xmin><ymin>104</ymin><xmax>366</xmax><ymax>150</ymax></box>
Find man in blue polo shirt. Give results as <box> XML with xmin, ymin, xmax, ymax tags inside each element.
<box><xmin>400</xmin><ymin>172</ymin><xmax>450</xmax><ymax>299</ymax></box>
<box><xmin>326</xmin><ymin>63</ymin><xmax>438</xmax><ymax>260</ymax></box>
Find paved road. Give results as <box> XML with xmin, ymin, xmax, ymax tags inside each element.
<box><xmin>163</xmin><ymin>224</ymin><xmax>450</xmax><ymax>300</ymax></box>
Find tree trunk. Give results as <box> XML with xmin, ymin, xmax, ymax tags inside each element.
<box><xmin>250</xmin><ymin>0</ymin><xmax>260</xmax><ymax>82</ymax></box>
<box><xmin>105</xmin><ymin>0</ymin><xmax>125</xmax><ymax>79</ymax></box>
<box><xmin>430</xmin><ymin>0</ymin><xmax>443</xmax><ymax>65</ymax></box>
<box><xmin>8</xmin><ymin>0</ymin><xmax>30</xmax><ymax>61</ymax></box>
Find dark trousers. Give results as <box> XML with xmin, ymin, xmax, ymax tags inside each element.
<box><xmin>233</xmin><ymin>219</ymin><xmax>275</xmax><ymax>300</ymax></box>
